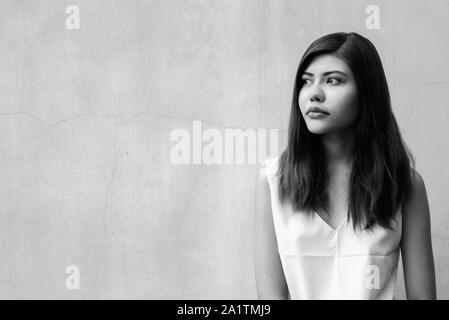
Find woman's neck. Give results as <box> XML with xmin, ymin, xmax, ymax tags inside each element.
<box><xmin>321</xmin><ymin>130</ymin><xmax>355</xmax><ymax>169</ymax></box>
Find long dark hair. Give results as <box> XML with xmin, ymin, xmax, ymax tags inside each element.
<box><xmin>277</xmin><ymin>32</ymin><xmax>415</xmax><ymax>231</ymax></box>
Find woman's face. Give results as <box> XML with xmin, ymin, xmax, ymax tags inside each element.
<box><xmin>298</xmin><ymin>54</ymin><xmax>359</xmax><ymax>135</ymax></box>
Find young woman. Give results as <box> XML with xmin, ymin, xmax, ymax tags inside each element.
<box><xmin>254</xmin><ymin>32</ymin><xmax>436</xmax><ymax>300</ymax></box>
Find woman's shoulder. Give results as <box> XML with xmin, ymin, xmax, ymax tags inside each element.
<box><xmin>259</xmin><ymin>156</ymin><xmax>280</xmax><ymax>176</ymax></box>
<box><xmin>410</xmin><ymin>167</ymin><xmax>425</xmax><ymax>188</ymax></box>
<box><xmin>405</xmin><ymin>167</ymin><xmax>426</xmax><ymax>203</ymax></box>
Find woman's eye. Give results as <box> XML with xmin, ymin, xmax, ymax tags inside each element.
<box><xmin>301</xmin><ymin>78</ymin><xmax>341</xmax><ymax>85</ymax></box>
<box><xmin>301</xmin><ymin>79</ymin><xmax>311</xmax><ymax>85</ymax></box>
<box><xmin>327</xmin><ymin>78</ymin><xmax>341</xmax><ymax>84</ymax></box>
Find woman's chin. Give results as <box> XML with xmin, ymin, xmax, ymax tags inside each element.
<box><xmin>306</xmin><ymin>126</ymin><xmax>330</xmax><ymax>135</ymax></box>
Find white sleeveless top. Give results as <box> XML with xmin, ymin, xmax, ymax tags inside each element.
<box><xmin>262</xmin><ymin>157</ymin><xmax>402</xmax><ymax>300</ymax></box>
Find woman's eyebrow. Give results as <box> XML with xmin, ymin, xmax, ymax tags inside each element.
<box><xmin>302</xmin><ymin>71</ymin><xmax>348</xmax><ymax>77</ymax></box>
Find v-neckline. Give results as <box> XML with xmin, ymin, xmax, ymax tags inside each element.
<box><xmin>314</xmin><ymin>211</ymin><xmax>347</xmax><ymax>231</ymax></box>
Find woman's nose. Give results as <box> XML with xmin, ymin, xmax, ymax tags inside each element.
<box><xmin>309</xmin><ymin>83</ymin><xmax>324</xmax><ymax>102</ymax></box>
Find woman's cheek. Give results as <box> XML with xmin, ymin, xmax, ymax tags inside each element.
<box><xmin>298</xmin><ymin>94</ymin><xmax>307</xmax><ymax>114</ymax></box>
<box><xmin>334</xmin><ymin>89</ymin><xmax>357</xmax><ymax>112</ymax></box>
<box><xmin>337</xmin><ymin>93</ymin><xmax>359</xmax><ymax>125</ymax></box>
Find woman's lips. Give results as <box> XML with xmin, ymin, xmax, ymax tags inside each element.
<box><xmin>307</xmin><ymin>111</ymin><xmax>329</xmax><ymax>119</ymax></box>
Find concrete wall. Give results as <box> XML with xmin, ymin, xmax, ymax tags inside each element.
<box><xmin>0</xmin><ymin>0</ymin><xmax>448</xmax><ymax>299</ymax></box>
